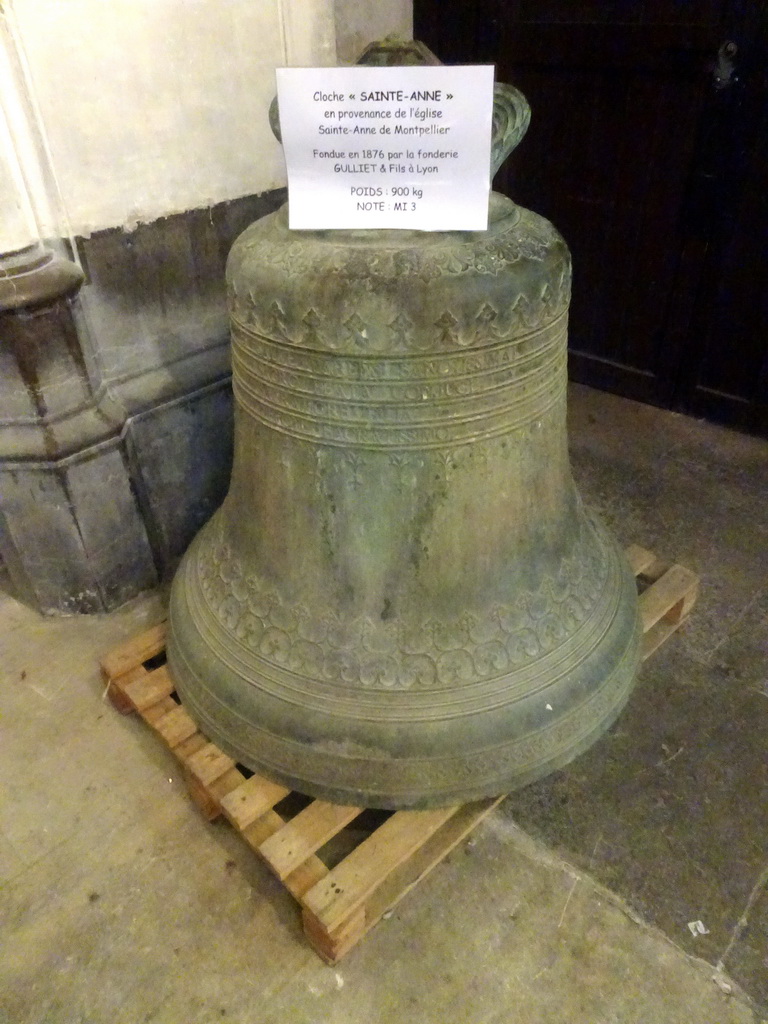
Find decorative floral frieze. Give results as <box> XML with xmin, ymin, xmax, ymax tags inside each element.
<box><xmin>196</xmin><ymin>517</ymin><xmax>610</xmax><ymax>693</ymax></box>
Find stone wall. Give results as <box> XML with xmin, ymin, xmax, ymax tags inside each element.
<box><xmin>0</xmin><ymin>0</ymin><xmax>413</xmax><ymax>613</ymax></box>
<box><xmin>0</xmin><ymin>191</ymin><xmax>284</xmax><ymax>612</ymax></box>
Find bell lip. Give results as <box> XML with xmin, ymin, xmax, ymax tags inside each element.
<box><xmin>178</xmin><ymin>678</ymin><xmax>636</xmax><ymax>811</ymax></box>
<box><xmin>166</xmin><ymin>522</ymin><xmax>641</xmax><ymax>810</ymax></box>
<box><xmin>169</xmin><ymin>508</ymin><xmax>630</xmax><ymax>718</ymax></box>
<box><xmin>167</xmin><ymin>613</ymin><xmax>641</xmax><ymax>811</ymax></box>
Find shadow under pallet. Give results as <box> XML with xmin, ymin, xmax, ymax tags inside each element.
<box><xmin>100</xmin><ymin>544</ymin><xmax>698</xmax><ymax>964</ymax></box>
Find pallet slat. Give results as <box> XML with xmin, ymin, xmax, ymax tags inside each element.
<box><xmin>220</xmin><ymin>775</ymin><xmax>291</xmax><ymax>830</ymax></box>
<box><xmin>152</xmin><ymin>705</ymin><xmax>199</xmax><ymax>748</ymax></box>
<box><xmin>259</xmin><ymin>801</ymin><xmax>362</xmax><ymax>880</ymax></box>
<box><xmin>303</xmin><ymin>905</ymin><xmax>366</xmax><ymax>963</ymax></box>
<box><xmin>185</xmin><ymin>764</ymin><xmax>246</xmax><ymax>821</ymax></box>
<box><xmin>302</xmin><ymin>806</ymin><xmax>459</xmax><ymax>931</ymax></box>
<box><xmin>625</xmin><ymin>544</ymin><xmax>657</xmax><ymax>576</ymax></box>
<box><xmin>122</xmin><ymin>666</ymin><xmax>175</xmax><ymax>712</ymax></box>
<box><xmin>284</xmin><ymin>855</ymin><xmax>330</xmax><ymax>900</ymax></box>
<box><xmin>185</xmin><ymin>742</ymin><xmax>236</xmax><ymax>786</ymax></box>
<box><xmin>305</xmin><ymin>795</ymin><xmax>505</xmax><ymax>963</ymax></box>
<box><xmin>102</xmin><ymin>542</ymin><xmax>698</xmax><ymax>965</ymax></box>
<box><xmin>642</xmin><ymin>618</ymin><xmax>690</xmax><ymax>662</ymax></box>
<box><xmin>364</xmin><ymin>797</ymin><xmax>503</xmax><ymax>924</ymax></box>
<box><xmin>639</xmin><ymin>564</ymin><xmax>699</xmax><ymax>632</ymax></box>
<box><xmin>100</xmin><ymin>622</ymin><xmax>167</xmax><ymax>682</ymax></box>
<box><xmin>142</xmin><ymin>695</ymin><xmax>178</xmax><ymax>727</ymax></box>
<box><xmin>239</xmin><ymin>810</ymin><xmax>330</xmax><ymax>898</ymax></box>
<box><xmin>174</xmin><ymin>733</ymin><xmax>208</xmax><ymax>761</ymax></box>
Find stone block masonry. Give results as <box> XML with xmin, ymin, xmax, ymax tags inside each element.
<box><xmin>0</xmin><ymin>190</ymin><xmax>284</xmax><ymax>613</ymax></box>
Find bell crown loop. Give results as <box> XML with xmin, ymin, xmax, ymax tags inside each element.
<box><xmin>268</xmin><ymin>37</ymin><xmax>530</xmax><ymax>181</ymax></box>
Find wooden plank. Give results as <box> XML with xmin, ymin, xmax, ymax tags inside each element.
<box><xmin>122</xmin><ymin>666</ymin><xmax>175</xmax><ymax>712</ymax></box>
<box><xmin>151</xmin><ymin>704</ymin><xmax>199</xmax><ymax>748</ymax></box>
<box><xmin>284</xmin><ymin>857</ymin><xmax>330</xmax><ymax>900</ymax></box>
<box><xmin>241</xmin><ymin>808</ymin><xmax>289</xmax><ymax>847</ymax></box>
<box><xmin>302</xmin><ymin>905</ymin><xmax>366</xmax><ymax>964</ymax></box>
<box><xmin>183</xmin><ymin>763</ymin><xmax>244</xmax><ymax>822</ymax></box>
<box><xmin>220</xmin><ymin>775</ymin><xmax>291</xmax><ymax>831</ymax></box>
<box><xmin>100</xmin><ymin>622</ymin><xmax>167</xmax><ymax>682</ymax></box>
<box><xmin>106</xmin><ymin>677</ymin><xmax>140</xmax><ymax>714</ymax></box>
<box><xmin>184</xmin><ymin>768</ymin><xmax>222</xmax><ymax>821</ymax></box>
<box><xmin>301</xmin><ymin>797</ymin><xmax>504</xmax><ymax>963</ymax></box>
<box><xmin>302</xmin><ymin>805</ymin><xmax>459</xmax><ymax>931</ymax></box>
<box><xmin>184</xmin><ymin>742</ymin><xmax>236</xmax><ymax>786</ymax></box>
<box><xmin>142</xmin><ymin>696</ymin><xmax>178</xmax><ymax>727</ymax></box>
<box><xmin>364</xmin><ymin>797</ymin><xmax>503</xmax><ymax>925</ymax></box>
<box><xmin>642</xmin><ymin>619</ymin><xmax>687</xmax><ymax>661</ymax></box>
<box><xmin>105</xmin><ymin>664</ymin><xmax>148</xmax><ymax>714</ymax></box>
<box><xmin>209</xmin><ymin>767</ymin><xmax>247</xmax><ymax>804</ymax></box>
<box><xmin>625</xmin><ymin>544</ymin><xmax>669</xmax><ymax>582</ymax></box>
<box><xmin>639</xmin><ymin>564</ymin><xmax>699</xmax><ymax>634</ymax></box>
<box><xmin>625</xmin><ymin>544</ymin><xmax>656</xmax><ymax>576</ymax></box>
<box><xmin>240</xmin><ymin>809</ymin><xmax>330</xmax><ymax>898</ymax></box>
<box><xmin>638</xmin><ymin>556</ymin><xmax>669</xmax><ymax>583</ymax></box>
<box><xmin>174</xmin><ymin>733</ymin><xmax>208</xmax><ymax>761</ymax></box>
<box><xmin>259</xmin><ymin>801</ymin><xmax>362</xmax><ymax>880</ymax></box>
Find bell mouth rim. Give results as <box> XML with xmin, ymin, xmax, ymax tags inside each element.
<box><xmin>168</xmin><ymin>511</ymin><xmax>639</xmax><ymax>722</ymax></box>
<box><xmin>276</xmin><ymin>191</ymin><xmax>520</xmax><ymax>246</ymax></box>
<box><xmin>167</xmin><ymin>542</ymin><xmax>641</xmax><ymax>809</ymax></box>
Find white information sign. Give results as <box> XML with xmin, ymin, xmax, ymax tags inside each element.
<box><xmin>275</xmin><ymin>65</ymin><xmax>495</xmax><ymax>231</ymax></box>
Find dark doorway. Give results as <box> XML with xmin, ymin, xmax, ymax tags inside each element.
<box><xmin>415</xmin><ymin>1</ymin><xmax>768</xmax><ymax>436</ymax></box>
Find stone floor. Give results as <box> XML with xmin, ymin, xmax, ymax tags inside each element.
<box><xmin>1</xmin><ymin>384</ymin><xmax>766</xmax><ymax>1024</ymax></box>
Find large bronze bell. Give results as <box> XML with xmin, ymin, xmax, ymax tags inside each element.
<box><xmin>167</xmin><ymin>41</ymin><xmax>640</xmax><ymax>809</ymax></box>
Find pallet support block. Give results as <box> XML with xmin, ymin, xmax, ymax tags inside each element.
<box><xmin>100</xmin><ymin>544</ymin><xmax>699</xmax><ymax>963</ymax></box>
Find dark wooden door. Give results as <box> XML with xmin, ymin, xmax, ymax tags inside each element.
<box><xmin>415</xmin><ymin>0</ymin><xmax>768</xmax><ymax>435</ymax></box>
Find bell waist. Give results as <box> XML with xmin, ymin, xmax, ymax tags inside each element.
<box><xmin>231</xmin><ymin>312</ymin><xmax>568</xmax><ymax>449</ymax></box>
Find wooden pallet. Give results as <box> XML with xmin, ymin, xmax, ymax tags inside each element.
<box><xmin>100</xmin><ymin>544</ymin><xmax>698</xmax><ymax>964</ymax></box>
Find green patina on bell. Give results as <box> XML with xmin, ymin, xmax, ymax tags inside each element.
<box><xmin>167</xmin><ymin>40</ymin><xmax>640</xmax><ymax>809</ymax></box>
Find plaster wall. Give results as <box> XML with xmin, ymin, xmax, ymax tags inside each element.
<box><xmin>0</xmin><ymin>104</ymin><xmax>37</xmax><ymax>252</ymax></box>
<box><xmin>4</xmin><ymin>0</ymin><xmax>337</xmax><ymax>241</ymax></box>
<box><xmin>0</xmin><ymin>0</ymin><xmax>414</xmax><ymax>612</ymax></box>
<box><xmin>334</xmin><ymin>0</ymin><xmax>413</xmax><ymax>64</ymax></box>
